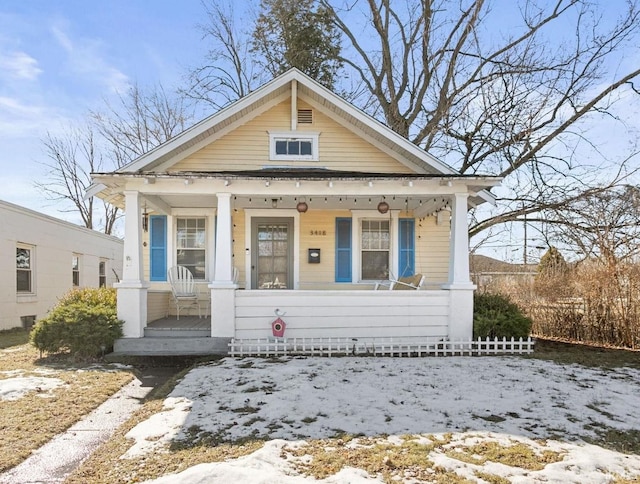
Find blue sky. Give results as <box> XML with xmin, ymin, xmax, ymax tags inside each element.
<box><xmin>0</xmin><ymin>1</ymin><xmax>205</xmax><ymax>219</ymax></box>
<box><xmin>1</xmin><ymin>1</ymin><xmax>639</xmax><ymax>263</ymax></box>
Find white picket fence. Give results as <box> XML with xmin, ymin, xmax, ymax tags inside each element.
<box><xmin>228</xmin><ymin>336</ymin><xmax>535</xmax><ymax>357</ymax></box>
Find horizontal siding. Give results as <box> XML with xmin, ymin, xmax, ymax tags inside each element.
<box><xmin>298</xmin><ymin>209</ymin><xmax>350</xmax><ymax>283</ymax></box>
<box><xmin>147</xmin><ymin>291</ymin><xmax>170</xmax><ymax>322</ymax></box>
<box><xmin>234</xmin><ymin>290</ymin><xmax>449</xmax><ymax>340</ymax></box>
<box><xmin>141</xmin><ymin>209</ymin><xmax>451</xmax><ymax>288</ymax></box>
<box><xmin>171</xmin><ymin>100</ymin><xmax>413</xmax><ymax>173</ymax></box>
<box><xmin>416</xmin><ymin>215</ymin><xmax>450</xmax><ymax>284</ymax></box>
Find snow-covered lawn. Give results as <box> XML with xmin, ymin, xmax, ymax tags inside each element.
<box><xmin>124</xmin><ymin>356</ymin><xmax>640</xmax><ymax>483</ymax></box>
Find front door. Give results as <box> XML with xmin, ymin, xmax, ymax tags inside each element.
<box><xmin>251</xmin><ymin>218</ymin><xmax>293</xmax><ymax>289</ymax></box>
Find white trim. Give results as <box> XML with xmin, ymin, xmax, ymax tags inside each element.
<box><xmin>172</xmin><ymin>213</ymin><xmax>214</xmax><ymax>281</ymax></box>
<box><xmin>268</xmin><ymin>131</ymin><xmax>319</xmax><ymax>162</ymax></box>
<box><xmin>350</xmin><ymin>209</ymin><xmax>400</xmax><ymax>282</ymax></box>
<box><xmin>16</xmin><ymin>242</ymin><xmax>36</xmax><ymax>297</ymax></box>
<box><xmin>244</xmin><ymin>209</ymin><xmax>301</xmax><ymax>290</ymax></box>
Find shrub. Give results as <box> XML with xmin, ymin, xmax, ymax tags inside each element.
<box><xmin>473</xmin><ymin>292</ymin><xmax>532</xmax><ymax>339</ymax></box>
<box><xmin>30</xmin><ymin>287</ymin><xmax>123</xmax><ymax>358</ymax></box>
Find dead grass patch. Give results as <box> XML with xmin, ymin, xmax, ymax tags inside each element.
<box><xmin>531</xmin><ymin>338</ymin><xmax>640</xmax><ymax>370</ymax></box>
<box><xmin>65</xmin><ymin>366</ymin><xmax>263</xmax><ymax>484</ymax></box>
<box><xmin>0</xmin><ymin>343</ymin><xmax>132</xmax><ymax>472</ymax></box>
<box><xmin>284</xmin><ymin>434</ymin><xmax>469</xmax><ymax>483</ymax></box>
<box><xmin>445</xmin><ymin>441</ymin><xmax>564</xmax><ymax>470</ymax></box>
<box><xmin>0</xmin><ymin>328</ymin><xmax>29</xmax><ymax>349</ymax></box>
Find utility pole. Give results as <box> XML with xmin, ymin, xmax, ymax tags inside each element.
<box><xmin>523</xmin><ymin>206</ymin><xmax>528</xmax><ymax>266</ymax></box>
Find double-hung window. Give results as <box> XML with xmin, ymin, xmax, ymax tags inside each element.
<box><xmin>72</xmin><ymin>255</ymin><xmax>80</xmax><ymax>286</ymax></box>
<box><xmin>176</xmin><ymin>217</ymin><xmax>206</xmax><ymax>279</ymax></box>
<box><xmin>99</xmin><ymin>261</ymin><xmax>107</xmax><ymax>287</ymax></box>
<box><xmin>361</xmin><ymin>220</ymin><xmax>390</xmax><ymax>280</ymax></box>
<box><xmin>16</xmin><ymin>245</ymin><xmax>34</xmax><ymax>293</ymax></box>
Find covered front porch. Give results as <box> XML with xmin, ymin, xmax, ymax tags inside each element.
<box><xmin>108</xmin><ymin>172</ymin><xmax>497</xmax><ymax>356</ymax></box>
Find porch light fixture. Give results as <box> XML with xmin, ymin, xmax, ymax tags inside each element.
<box><xmin>377</xmin><ymin>200</ymin><xmax>390</xmax><ymax>214</ymax></box>
<box><xmin>142</xmin><ymin>203</ymin><xmax>149</xmax><ymax>232</ymax></box>
<box><xmin>296</xmin><ymin>200</ymin><xmax>308</xmax><ymax>213</ymax></box>
<box><xmin>271</xmin><ymin>198</ymin><xmax>278</xmax><ymax>208</ymax></box>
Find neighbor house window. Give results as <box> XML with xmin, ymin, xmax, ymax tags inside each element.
<box><xmin>269</xmin><ymin>131</ymin><xmax>319</xmax><ymax>161</ymax></box>
<box><xmin>72</xmin><ymin>255</ymin><xmax>80</xmax><ymax>286</ymax></box>
<box><xmin>99</xmin><ymin>261</ymin><xmax>106</xmax><ymax>287</ymax></box>
<box><xmin>176</xmin><ymin>217</ymin><xmax>206</xmax><ymax>279</ymax></box>
<box><xmin>16</xmin><ymin>245</ymin><xmax>34</xmax><ymax>293</ymax></box>
<box><xmin>361</xmin><ymin>220</ymin><xmax>390</xmax><ymax>280</ymax></box>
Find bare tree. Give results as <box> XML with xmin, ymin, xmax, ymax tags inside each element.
<box><xmin>188</xmin><ymin>0</ymin><xmax>640</xmax><ymax>240</ymax></box>
<box><xmin>317</xmin><ymin>0</ymin><xmax>640</xmax><ymax>237</ymax></box>
<box><xmin>182</xmin><ymin>1</ymin><xmax>263</xmax><ymax>110</ymax></box>
<box><xmin>37</xmin><ymin>125</ymin><xmax>118</xmax><ymax>233</ymax></box>
<box><xmin>541</xmin><ymin>185</ymin><xmax>640</xmax><ymax>264</ymax></box>
<box><xmin>91</xmin><ymin>83</ymin><xmax>193</xmax><ymax>168</ymax></box>
<box><xmin>38</xmin><ymin>84</ymin><xmax>194</xmax><ymax>233</ymax></box>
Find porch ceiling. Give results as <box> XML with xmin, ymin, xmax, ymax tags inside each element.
<box><xmin>90</xmin><ymin>170</ymin><xmax>501</xmax><ymax>212</ymax></box>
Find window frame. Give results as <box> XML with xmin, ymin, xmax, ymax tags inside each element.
<box><xmin>360</xmin><ymin>219</ymin><xmax>391</xmax><ymax>280</ymax></box>
<box><xmin>268</xmin><ymin>131</ymin><xmax>319</xmax><ymax>162</ymax></box>
<box><xmin>72</xmin><ymin>254</ymin><xmax>81</xmax><ymax>287</ymax></box>
<box><xmin>175</xmin><ymin>216</ymin><xmax>207</xmax><ymax>280</ymax></box>
<box><xmin>350</xmin><ymin>210</ymin><xmax>400</xmax><ymax>282</ymax></box>
<box><xmin>99</xmin><ymin>260</ymin><xmax>107</xmax><ymax>287</ymax></box>
<box><xmin>16</xmin><ymin>244</ymin><xmax>35</xmax><ymax>294</ymax></box>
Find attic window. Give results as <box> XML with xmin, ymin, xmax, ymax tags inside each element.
<box><xmin>269</xmin><ymin>131</ymin><xmax>319</xmax><ymax>161</ymax></box>
<box><xmin>297</xmin><ymin>109</ymin><xmax>313</xmax><ymax>124</ymax></box>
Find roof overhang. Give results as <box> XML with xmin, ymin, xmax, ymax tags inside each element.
<box><xmin>90</xmin><ymin>170</ymin><xmax>501</xmax><ymax>211</ymax></box>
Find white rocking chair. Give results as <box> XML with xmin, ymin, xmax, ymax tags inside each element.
<box><xmin>168</xmin><ymin>266</ymin><xmax>201</xmax><ymax>319</ymax></box>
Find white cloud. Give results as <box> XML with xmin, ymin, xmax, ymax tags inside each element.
<box><xmin>50</xmin><ymin>22</ymin><xmax>130</xmax><ymax>94</ymax></box>
<box><xmin>0</xmin><ymin>51</ymin><xmax>41</xmax><ymax>80</ymax></box>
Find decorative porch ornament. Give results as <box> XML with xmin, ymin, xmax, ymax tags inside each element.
<box><xmin>272</xmin><ymin>309</ymin><xmax>286</xmax><ymax>338</ymax></box>
<box><xmin>377</xmin><ymin>200</ymin><xmax>390</xmax><ymax>214</ymax></box>
<box><xmin>296</xmin><ymin>200</ymin><xmax>308</xmax><ymax>213</ymax></box>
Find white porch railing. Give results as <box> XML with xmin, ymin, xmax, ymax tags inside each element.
<box><xmin>234</xmin><ymin>289</ymin><xmax>450</xmax><ymax>340</ymax></box>
<box><xmin>228</xmin><ymin>336</ymin><xmax>535</xmax><ymax>357</ymax></box>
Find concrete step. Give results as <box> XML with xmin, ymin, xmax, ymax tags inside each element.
<box><xmin>113</xmin><ymin>337</ymin><xmax>231</xmax><ymax>356</ymax></box>
<box><xmin>144</xmin><ymin>327</ymin><xmax>210</xmax><ymax>338</ymax></box>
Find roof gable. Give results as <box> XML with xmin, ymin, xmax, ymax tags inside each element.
<box><xmin>118</xmin><ymin>69</ymin><xmax>457</xmax><ymax>176</ymax></box>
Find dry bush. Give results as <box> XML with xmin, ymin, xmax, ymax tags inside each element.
<box><xmin>486</xmin><ymin>261</ymin><xmax>640</xmax><ymax>349</ymax></box>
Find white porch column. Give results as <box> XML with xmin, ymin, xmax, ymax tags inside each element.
<box><xmin>115</xmin><ymin>190</ymin><xmax>149</xmax><ymax>338</ymax></box>
<box><xmin>209</xmin><ymin>192</ymin><xmax>237</xmax><ymax>338</ymax></box>
<box><xmin>443</xmin><ymin>192</ymin><xmax>476</xmax><ymax>341</ymax></box>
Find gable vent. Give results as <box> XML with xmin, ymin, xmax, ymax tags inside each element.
<box><xmin>297</xmin><ymin>109</ymin><xmax>313</xmax><ymax>124</ymax></box>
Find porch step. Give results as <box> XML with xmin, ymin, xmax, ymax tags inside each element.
<box><xmin>112</xmin><ymin>337</ymin><xmax>231</xmax><ymax>356</ymax></box>
<box><xmin>144</xmin><ymin>327</ymin><xmax>211</xmax><ymax>338</ymax></box>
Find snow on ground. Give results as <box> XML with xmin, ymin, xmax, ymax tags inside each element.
<box><xmin>0</xmin><ymin>375</ymin><xmax>65</xmax><ymax>401</ymax></box>
<box><xmin>123</xmin><ymin>356</ymin><xmax>640</xmax><ymax>483</ymax></box>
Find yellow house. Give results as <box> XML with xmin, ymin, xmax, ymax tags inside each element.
<box><xmin>89</xmin><ymin>69</ymin><xmax>501</xmax><ymax>356</ymax></box>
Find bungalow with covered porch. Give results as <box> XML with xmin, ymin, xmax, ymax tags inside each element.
<box><xmin>89</xmin><ymin>69</ymin><xmax>505</xmax><ymax>356</ymax></box>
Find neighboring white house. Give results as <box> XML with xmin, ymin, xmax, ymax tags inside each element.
<box><xmin>89</xmin><ymin>68</ymin><xmax>501</xmax><ymax>355</ymax></box>
<box><xmin>0</xmin><ymin>199</ymin><xmax>123</xmax><ymax>331</ymax></box>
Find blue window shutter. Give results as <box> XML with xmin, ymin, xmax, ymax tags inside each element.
<box><xmin>335</xmin><ymin>218</ymin><xmax>352</xmax><ymax>282</ymax></box>
<box><xmin>150</xmin><ymin>215</ymin><xmax>167</xmax><ymax>281</ymax></box>
<box><xmin>398</xmin><ymin>218</ymin><xmax>415</xmax><ymax>277</ymax></box>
